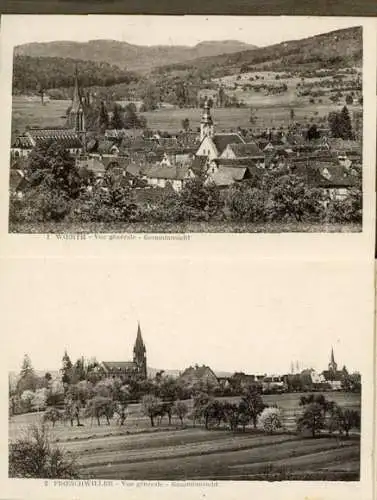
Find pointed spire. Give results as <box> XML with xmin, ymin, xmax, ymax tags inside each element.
<box><xmin>134</xmin><ymin>321</ymin><xmax>145</xmax><ymax>353</ymax></box>
<box><xmin>331</xmin><ymin>346</ymin><xmax>335</xmax><ymax>364</ymax></box>
<box><xmin>71</xmin><ymin>64</ymin><xmax>82</xmax><ymax>114</ymax></box>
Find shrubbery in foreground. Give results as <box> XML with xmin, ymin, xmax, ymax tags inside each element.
<box><xmin>9</xmin><ymin>424</ymin><xmax>79</xmax><ymax>478</ymax></box>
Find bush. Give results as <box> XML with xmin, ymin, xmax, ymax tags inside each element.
<box><xmin>258</xmin><ymin>407</ymin><xmax>283</xmax><ymax>434</ymax></box>
<box><xmin>227</xmin><ymin>185</ymin><xmax>266</xmax><ymax>222</ymax></box>
<box><xmin>326</xmin><ymin>188</ymin><xmax>362</xmax><ymax>224</ymax></box>
<box><xmin>9</xmin><ymin>424</ymin><xmax>79</xmax><ymax>478</ymax></box>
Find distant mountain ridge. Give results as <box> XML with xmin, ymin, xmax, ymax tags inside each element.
<box><xmin>14</xmin><ymin>39</ymin><xmax>258</xmax><ymax>73</ymax></box>
<box><xmin>157</xmin><ymin>26</ymin><xmax>362</xmax><ymax>76</ymax></box>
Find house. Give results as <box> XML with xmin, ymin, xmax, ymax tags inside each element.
<box><xmin>262</xmin><ymin>375</ymin><xmax>286</xmax><ymax>393</ymax></box>
<box><xmin>178</xmin><ymin>365</ymin><xmax>219</xmax><ymax>389</ymax></box>
<box><xmin>197</xmin><ymin>133</ymin><xmax>246</xmax><ymax>161</ymax></box>
<box><xmin>76</xmin><ymin>157</ymin><xmax>106</xmax><ymax>179</ymax></box>
<box><xmin>104</xmin><ymin>128</ymin><xmax>144</xmax><ymax>141</ymax></box>
<box><xmin>97</xmin><ymin>140</ymin><xmax>120</xmax><ymax>156</ymax></box>
<box><xmin>10</xmin><ymin>135</ymin><xmax>33</xmax><ymax>158</ymax></box>
<box><xmin>291</xmin><ymin>162</ymin><xmax>357</xmax><ymax>201</ymax></box>
<box><xmin>140</xmin><ymin>165</ymin><xmax>195</xmax><ymax>191</ymax></box>
<box><xmin>220</xmin><ymin>142</ymin><xmax>264</xmax><ymax>163</ymax></box>
<box><xmin>206</xmin><ymin>159</ymin><xmax>263</xmax><ymax>187</ymax></box>
<box><xmin>101</xmin><ymin>323</ymin><xmax>147</xmax><ymax>381</ymax></box>
<box><xmin>229</xmin><ymin>372</ymin><xmax>263</xmax><ymax>391</ymax></box>
<box><xmin>11</xmin><ymin>128</ymin><xmax>84</xmax><ymax>158</ymax></box>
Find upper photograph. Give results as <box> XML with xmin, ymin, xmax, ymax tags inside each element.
<box><xmin>7</xmin><ymin>17</ymin><xmax>363</xmax><ymax>234</ymax></box>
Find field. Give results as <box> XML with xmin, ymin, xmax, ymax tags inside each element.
<box><xmin>11</xmin><ymin>89</ymin><xmax>361</xmax><ymax>135</ymax></box>
<box><xmin>9</xmin><ymin>391</ymin><xmax>361</xmax><ymax>480</ymax></box>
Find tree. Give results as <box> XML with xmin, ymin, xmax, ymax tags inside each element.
<box><xmin>85</xmin><ymin>396</ymin><xmax>114</xmax><ymax>426</ymax></box>
<box><xmin>111</xmin><ymin>103</ymin><xmax>124</xmax><ymax>129</ymax></box>
<box><xmin>306</xmin><ymin>124</ymin><xmax>320</xmax><ymax>141</ymax></box>
<box><xmin>173</xmin><ymin>401</ymin><xmax>189</xmax><ymax>425</ymax></box>
<box><xmin>61</xmin><ymin>350</ymin><xmax>73</xmax><ymax>386</ymax></box>
<box><xmin>9</xmin><ymin>424</ymin><xmax>79</xmax><ymax>478</ymax></box>
<box><xmin>258</xmin><ymin>407</ymin><xmax>282</xmax><ymax>434</ymax></box>
<box><xmin>297</xmin><ymin>403</ymin><xmax>325</xmax><ymax>437</ymax></box>
<box><xmin>345</xmin><ymin>94</ymin><xmax>353</xmax><ymax>105</ymax></box>
<box><xmin>21</xmin><ymin>390</ymin><xmax>35</xmax><ymax>412</ymax></box>
<box><xmin>328</xmin><ymin>106</ymin><xmax>353</xmax><ymax>140</ymax></box>
<box><xmin>32</xmin><ymin>388</ymin><xmax>48</xmax><ymax>411</ymax></box>
<box><xmin>340</xmin><ymin>409</ymin><xmax>361</xmax><ymax>437</ymax></box>
<box><xmin>181</xmin><ymin>118</ymin><xmax>190</xmax><ymax>132</ymax></box>
<box><xmin>241</xmin><ymin>387</ymin><xmax>265</xmax><ymax>428</ymax></box>
<box><xmin>249</xmin><ymin>108</ymin><xmax>257</xmax><ymax>125</ymax></box>
<box><xmin>20</xmin><ymin>354</ymin><xmax>34</xmax><ymax>378</ymax></box>
<box><xmin>141</xmin><ymin>394</ymin><xmax>162</xmax><ymax>427</ymax></box>
<box><xmin>98</xmin><ymin>101</ymin><xmax>109</xmax><ymax>131</ymax></box>
<box><xmin>180</xmin><ymin>174</ymin><xmax>222</xmax><ymax>221</ymax></box>
<box><xmin>268</xmin><ymin>174</ymin><xmax>324</xmax><ymax>222</ymax></box>
<box><xmin>17</xmin><ymin>355</ymin><xmax>38</xmax><ymax>394</ymax></box>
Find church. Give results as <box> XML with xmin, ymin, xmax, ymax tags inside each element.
<box><xmin>100</xmin><ymin>322</ymin><xmax>148</xmax><ymax>381</ymax></box>
<box><xmin>11</xmin><ymin>67</ymin><xmax>87</xmax><ymax>159</ymax></box>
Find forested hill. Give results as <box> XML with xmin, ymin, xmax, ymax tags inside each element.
<box><xmin>14</xmin><ymin>39</ymin><xmax>257</xmax><ymax>73</ymax></box>
<box><xmin>157</xmin><ymin>27</ymin><xmax>363</xmax><ymax>77</ymax></box>
<box><xmin>12</xmin><ymin>56</ymin><xmax>139</xmax><ymax>94</ymax></box>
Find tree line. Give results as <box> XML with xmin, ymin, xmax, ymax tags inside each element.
<box><xmin>12</xmin><ymin>56</ymin><xmax>139</xmax><ymax>94</ymax></box>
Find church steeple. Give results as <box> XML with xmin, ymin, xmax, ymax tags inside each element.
<box><xmin>68</xmin><ymin>65</ymin><xmax>86</xmax><ymax>138</ymax></box>
<box><xmin>133</xmin><ymin>322</ymin><xmax>147</xmax><ymax>379</ymax></box>
<box><xmin>200</xmin><ymin>97</ymin><xmax>214</xmax><ymax>141</ymax></box>
<box><xmin>328</xmin><ymin>347</ymin><xmax>338</xmax><ymax>372</ymax></box>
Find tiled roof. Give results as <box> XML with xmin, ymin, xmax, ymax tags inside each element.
<box><xmin>26</xmin><ymin>129</ymin><xmax>83</xmax><ymax>149</ymax></box>
<box><xmin>180</xmin><ymin>365</ymin><xmax>218</xmax><ymax>381</ymax></box>
<box><xmin>210</xmin><ymin>166</ymin><xmax>247</xmax><ymax>186</ymax></box>
<box><xmin>226</xmin><ymin>142</ymin><xmax>263</xmax><ymax>158</ymax></box>
<box><xmin>77</xmin><ymin>158</ymin><xmax>106</xmax><ymax>174</ymax></box>
<box><xmin>292</xmin><ymin>163</ymin><xmax>356</xmax><ymax>188</ymax></box>
<box><xmin>102</xmin><ymin>361</ymin><xmax>136</xmax><ymax>371</ymax></box>
<box><xmin>141</xmin><ymin>165</ymin><xmax>190</xmax><ymax>181</ymax></box>
<box><xmin>97</xmin><ymin>140</ymin><xmax>117</xmax><ymax>155</ymax></box>
<box><xmin>12</xmin><ymin>136</ymin><xmax>33</xmax><ymax>149</ymax></box>
<box><xmin>212</xmin><ymin>133</ymin><xmax>245</xmax><ymax>154</ymax></box>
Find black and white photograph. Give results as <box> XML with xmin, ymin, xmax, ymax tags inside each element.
<box><xmin>6</xmin><ymin>16</ymin><xmax>364</xmax><ymax>234</ymax></box>
<box><xmin>5</xmin><ymin>259</ymin><xmax>369</xmax><ymax>482</ymax></box>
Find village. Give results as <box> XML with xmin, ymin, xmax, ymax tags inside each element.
<box><xmin>9</xmin><ymin>63</ymin><xmax>363</xmax><ymax>232</ymax></box>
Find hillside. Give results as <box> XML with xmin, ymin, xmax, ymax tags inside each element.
<box><xmin>157</xmin><ymin>27</ymin><xmax>363</xmax><ymax>77</ymax></box>
<box><xmin>12</xmin><ymin>56</ymin><xmax>139</xmax><ymax>94</ymax></box>
<box><xmin>14</xmin><ymin>39</ymin><xmax>257</xmax><ymax>73</ymax></box>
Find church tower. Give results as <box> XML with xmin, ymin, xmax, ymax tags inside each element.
<box><xmin>68</xmin><ymin>66</ymin><xmax>86</xmax><ymax>145</ymax></box>
<box><xmin>328</xmin><ymin>347</ymin><xmax>338</xmax><ymax>373</ymax></box>
<box><xmin>133</xmin><ymin>322</ymin><xmax>147</xmax><ymax>379</ymax></box>
<box><xmin>200</xmin><ymin>98</ymin><xmax>214</xmax><ymax>142</ymax></box>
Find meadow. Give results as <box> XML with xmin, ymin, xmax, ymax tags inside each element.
<box><xmin>11</xmin><ymin>89</ymin><xmax>358</xmax><ymax>135</ymax></box>
<box><xmin>9</xmin><ymin>391</ymin><xmax>361</xmax><ymax>480</ymax></box>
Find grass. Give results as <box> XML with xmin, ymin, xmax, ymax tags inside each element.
<box><xmin>9</xmin><ymin>391</ymin><xmax>361</xmax><ymax>480</ymax></box>
<box><xmin>9</xmin><ymin>220</ymin><xmax>362</xmax><ymax>234</ymax></box>
<box><xmin>12</xmin><ymin>93</ymin><xmax>360</xmax><ymax>135</ymax></box>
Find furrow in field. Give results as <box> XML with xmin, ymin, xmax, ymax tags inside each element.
<box><xmin>81</xmin><ymin>438</ymin><xmax>357</xmax><ymax>480</ymax></box>
<box><xmin>77</xmin><ymin>433</ymin><xmax>298</xmax><ymax>468</ymax></box>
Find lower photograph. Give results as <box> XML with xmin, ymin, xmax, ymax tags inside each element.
<box><xmin>5</xmin><ymin>258</ymin><xmax>366</xmax><ymax>482</ymax></box>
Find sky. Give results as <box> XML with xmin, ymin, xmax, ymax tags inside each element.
<box><xmin>1</xmin><ymin>258</ymin><xmax>371</xmax><ymax>375</ymax></box>
<box><xmin>3</xmin><ymin>15</ymin><xmax>360</xmax><ymax>48</ymax></box>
